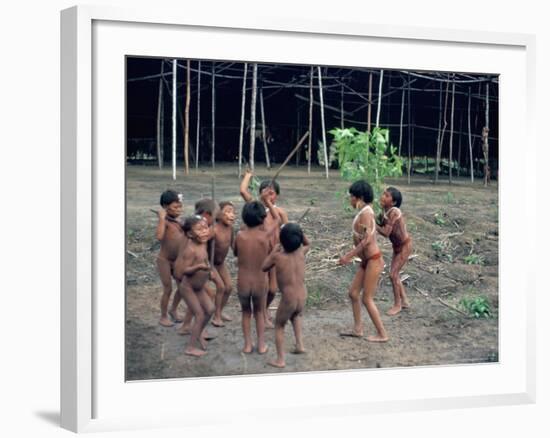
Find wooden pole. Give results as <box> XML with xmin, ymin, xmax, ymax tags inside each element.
<box><xmin>449</xmin><ymin>76</ymin><xmax>455</xmax><ymax>184</ymax></box>
<box><xmin>249</xmin><ymin>63</ymin><xmax>258</xmax><ymax>171</ymax></box>
<box><xmin>407</xmin><ymin>73</ymin><xmax>411</xmax><ymax>184</ymax></box>
<box><xmin>271</xmin><ymin>132</ymin><xmax>310</xmax><ymax>183</ymax></box>
<box><xmin>483</xmin><ymin>81</ymin><xmax>490</xmax><ymax>186</ymax></box>
<box><xmin>172</xmin><ymin>59</ymin><xmax>177</xmax><ymax>181</ymax></box>
<box><xmin>340</xmin><ymin>82</ymin><xmax>344</xmax><ymax>129</ymax></box>
<box><xmin>367</xmin><ymin>71</ymin><xmax>373</xmax><ymax>132</ymax></box>
<box><xmin>436</xmin><ymin>77</ymin><xmax>450</xmax><ymax>183</ymax></box>
<box><xmin>468</xmin><ymin>87</ymin><xmax>474</xmax><ymax>183</ymax></box>
<box><xmin>457</xmin><ymin>111</ymin><xmax>463</xmax><ymax>177</ymax></box>
<box><xmin>195</xmin><ymin>61</ymin><xmax>201</xmax><ymax>169</ymax></box>
<box><xmin>307</xmin><ymin>66</ymin><xmax>313</xmax><ymax>175</ymax></box>
<box><xmin>184</xmin><ymin>59</ymin><xmax>191</xmax><ymax>175</ymax></box>
<box><xmin>211</xmin><ymin>63</ymin><xmax>216</xmax><ymax>169</ymax></box>
<box><xmin>156</xmin><ymin>61</ymin><xmax>164</xmax><ymax>169</ymax></box>
<box><xmin>376</xmin><ymin>69</ymin><xmax>384</xmax><ymax>127</ymax></box>
<box><xmin>435</xmin><ymin>81</ymin><xmax>442</xmax><ymax>181</ymax></box>
<box><xmin>398</xmin><ymin>79</ymin><xmax>405</xmax><ymax>156</ymax></box>
<box><xmin>318</xmin><ymin>66</ymin><xmax>329</xmax><ymax>179</ymax></box>
<box><xmin>260</xmin><ymin>86</ymin><xmax>271</xmax><ymax>169</ymax></box>
<box><xmin>238</xmin><ymin>62</ymin><xmax>248</xmax><ymax>177</ymax></box>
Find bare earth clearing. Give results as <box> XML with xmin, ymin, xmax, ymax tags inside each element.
<box><xmin>126</xmin><ymin>164</ymin><xmax>498</xmax><ymax>380</ymax></box>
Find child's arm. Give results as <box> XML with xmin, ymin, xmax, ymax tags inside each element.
<box><xmin>262</xmin><ymin>244</ymin><xmax>281</xmax><ymax>272</ymax></box>
<box><xmin>233</xmin><ymin>232</ymin><xmax>240</xmax><ymax>257</ymax></box>
<box><xmin>376</xmin><ymin>209</ymin><xmax>398</xmax><ymax>237</ymax></box>
<box><xmin>239</xmin><ymin>168</ymin><xmax>255</xmax><ymax>202</ymax></box>
<box><xmin>338</xmin><ymin>214</ymin><xmax>371</xmax><ymax>265</ymax></box>
<box><xmin>155</xmin><ymin>208</ymin><xmax>167</xmax><ymax>241</ymax></box>
<box><xmin>302</xmin><ymin>234</ymin><xmax>311</xmax><ymax>255</ymax></box>
<box><xmin>262</xmin><ymin>190</ymin><xmax>282</xmax><ymax>224</ymax></box>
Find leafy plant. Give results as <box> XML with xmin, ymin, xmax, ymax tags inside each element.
<box><xmin>434</xmin><ymin>212</ymin><xmax>446</xmax><ymax>226</ymax></box>
<box><xmin>306</xmin><ymin>288</ymin><xmax>323</xmax><ymax>307</ymax></box>
<box><xmin>445</xmin><ymin>191</ymin><xmax>455</xmax><ymax>204</ymax></box>
<box><xmin>431</xmin><ymin>241</ymin><xmax>445</xmax><ymax>253</ymax></box>
<box><xmin>329</xmin><ymin>127</ymin><xmax>403</xmax><ymax>211</ymax></box>
<box><xmin>248</xmin><ymin>176</ymin><xmax>261</xmax><ymax>194</ymax></box>
<box><xmin>464</xmin><ymin>254</ymin><xmax>485</xmax><ymax>265</ymax></box>
<box><xmin>460</xmin><ymin>296</ymin><xmax>491</xmax><ymax>318</ymax></box>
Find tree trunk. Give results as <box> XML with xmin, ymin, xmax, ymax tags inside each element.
<box><xmin>367</xmin><ymin>71</ymin><xmax>373</xmax><ymax>132</ymax></box>
<box><xmin>318</xmin><ymin>66</ymin><xmax>329</xmax><ymax>179</ymax></box>
<box><xmin>376</xmin><ymin>69</ymin><xmax>384</xmax><ymax>127</ymax></box>
<box><xmin>195</xmin><ymin>61</ymin><xmax>201</xmax><ymax>169</ymax></box>
<box><xmin>211</xmin><ymin>63</ymin><xmax>216</xmax><ymax>169</ymax></box>
<box><xmin>260</xmin><ymin>87</ymin><xmax>271</xmax><ymax>169</ymax></box>
<box><xmin>398</xmin><ymin>80</ymin><xmax>405</xmax><ymax>156</ymax></box>
<box><xmin>307</xmin><ymin>66</ymin><xmax>313</xmax><ymax>175</ymax></box>
<box><xmin>448</xmin><ymin>76</ymin><xmax>455</xmax><ymax>184</ymax></box>
<box><xmin>172</xmin><ymin>59</ymin><xmax>177</xmax><ymax>181</ymax></box>
<box><xmin>238</xmin><ymin>62</ymin><xmax>248</xmax><ymax>177</ymax></box>
<box><xmin>156</xmin><ymin>61</ymin><xmax>164</xmax><ymax>169</ymax></box>
<box><xmin>249</xmin><ymin>63</ymin><xmax>258</xmax><ymax>170</ymax></box>
<box><xmin>468</xmin><ymin>87</ymin><xmax>474</xmax><ymax>183</ymax></box>
<box><xmin>184</xmin><ymin>60</ymin><xmax>191</xmax><ymax>175</ymax></box>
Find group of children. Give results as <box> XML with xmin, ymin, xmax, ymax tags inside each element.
<box><xmin>154</xmin><ymin>171</ymin><xmax>411</xmax><ymax>367</ymax></box>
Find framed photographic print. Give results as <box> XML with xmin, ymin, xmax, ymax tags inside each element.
<box><xmin>61</xmin><ymin>4</ymin><xmax>536</xmax><ymax>433</ymax></box>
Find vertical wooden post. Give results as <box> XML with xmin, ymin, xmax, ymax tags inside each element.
<box><xmin>435</xmin><ymin>81</ymin><xmax>442</xmax><ymax>181</ymax></box>
<box><xmin>367</xmin><ymin>71</ymin><xmax>373</xmax><ymax>132</ymax></box>
<box><xmin>398</xmin><ymin>79</ymin><xmax>405</xmax><ymax>156</ymax></box>
<box><xmin>172</xmin><ymin>59</ymin><xmax>177</xmax><ymax>181</ymax></box>
<box><xmin>211</xmin><ymin>63</ymin><xmax>216</xmax><ymax>169</ymax></box>
<box><xmin>457</xmin><ymin>111</ymin><xmax>463</xmax><ymax>177</ymax></box>
<box><xmin>307</xmin><ymin>66</ymin><xmax>313</xmax><ymax>175</ymax></box>
<box><xmin>340</xmin><ymin>82</ymin><xmax>344</xmax><ymax>129</ymax></box>
<box><xmin>249</xmin><ymin>63</ymin><xmax>258</xmax><ymax>171</ymax></box>
<box><xmin>468</xmin><ymin>87</ymin><xmax>474</xmax><ymax>183</ymax></box>
<box><xmin>184</xmin><ymin>59</ymin><xmax>191</xmax><ymax>175</ymax></box>
<box><xmin>484</xmin><ymin>81</ymin><xmax>490</xmax><ymax>186</ymax></box>
<box><xmin>318</xmin><ymin>66</ymin><xmax>329</xmax><ymax>179</ymax></box>
<box><xmin>195</xmin><ymin>61</ymin><xmax>201</xmax><ymax>169</ymax></box>
<box><xmin>260</xmin><ymin>86</ymin><xmax>271</xmax><ymax>169</ymax></box>
<box><xmin>449</xmin><ymin>76</ymin><xmax>455</xmax><ymax>184</ymax></box>
<box><xmin>156</xmin><ymin>61</ymin><xmax>164</xmax><ymax>169</ymax></box>
<box><xmin>376</xmin><ymin>69</ymin><xmax>384</xmax><ymax>127</ymax></box>
<box><xmin>407</xmin><ymin>73</ymin><xmax>411</xmax><ymax>184</ymax></box>
<box><xmin>436</xmin><ymin>77</ymin><xmax>450</xmax><ymax>183</ymax></box>
<box><xmin>238</xmin><ymin>62</ymin><xmax>248</xmax><ymax>177</ymax></box>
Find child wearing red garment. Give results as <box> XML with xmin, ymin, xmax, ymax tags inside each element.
<box><xmin>338</xmin><ymin>180</ymin><xmax>388</xmax><ymax>342</ymax></box>
<box><xmin>376</xmin><ymin>187</ymin><xmax>412</xmax><ymax>316</ymax></box>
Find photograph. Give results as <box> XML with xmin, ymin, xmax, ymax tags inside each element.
<box><xmin>125</xmin><ymin>56</ymin><xmax>499</xmax><ymax>380</ymax></box>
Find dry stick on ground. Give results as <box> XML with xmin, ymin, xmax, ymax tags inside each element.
<box><xmin>413</xmin><ymin>285</ymin><xmax>468</xmax><ymax>316</ymax></box>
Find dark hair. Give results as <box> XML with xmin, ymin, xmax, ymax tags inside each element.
<box><xmin>182</xmin><ymin>215</ymin><xmax>204</xmax><ymax>234</ymax></box>
<box><xmin>386</xmin><ymin>187</ymin><xmax>402</xmax><ymax>208</ymax></box>
<box><xmin>349</xmin><ymin>180</ymin><xmax>373</xmax><ymax>203</ymax></box>
<box><xmin>259</xmin><ymin>179</ymin><xmax>280</xmax><ymax>195</ymax></box>
<box><xmin>241</xmin><ymin>201</ymin><xmax>267</xmax><ymax>227</ymax></box>
<box><xmin>219</xmin><ymin>201</ymin><xmax>234</xmax><ymax>211</ymax></box>
<box><xmin>160</xmin><ymin>190</ymin><xmax>181</xmax><ymax>207</ymax></box>
<box><xmin>280</xmin><ymin>223</ymin><xmax>304</xmax><ymax>253</ymax></box>
<box><xmin>194</xmin><ymin>198</ymin><xmax>217</xmax><ymax>216</ymax></box>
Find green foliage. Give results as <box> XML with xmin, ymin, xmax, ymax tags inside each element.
<box><xmin>306</xmin><ymin>288</ymin><xmax>323</xmax><ymax>307</ymax></box>
<box><xmin>431</xmin><ymin>241</ymin><xmax>445</xmax><ymax>253</ymax></box>
<box><xmin>248</xmin><ymin>176</ymin><xmax>261</xmax><ymax>194</ymax></box>
<box><xmin>464</xmin><ymin>254</ymin><xmax>485</xmax><ymax>265</ymax></box>
<box><xmin>434</xmin><ymin>212</ymin><xmax>446</xmax><ymax>226</ymax></box>
<box><xmin>460</xmin><ymin>296</ymin><xmax>491</xmax><ymax>318</ymax></box>
<box><xmin>329</xmin><ymin>127</ymin><xmax>403</xmax><ymax>211</ymax></box>
<box><xmin>445</xmin><ymin>192</ymin><xmax>455</xmax><ymax>204</ymax></box>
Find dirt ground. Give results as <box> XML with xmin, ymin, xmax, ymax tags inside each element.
<box><xmin>125</xmin><ymin>163</ymin><xmax>498</xmax><ymax>380</ymax></box>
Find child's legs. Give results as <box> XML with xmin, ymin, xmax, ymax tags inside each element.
<box><xmin>389</xmin><ymin>250</ymin><xmax>409</xmax><ymax>308</ymax></box>
<box><xmin>348</xmin><ymin>266</ymin><xmax>366</xmax><ymax>334</ymax></box>
<box><xmin>270</xmin><ymin>302</ymin><xmax>291</xmax><ymax>366</ymax></box>
<box><xmin>178</xmin><ymin>283</ymin><xmax>206</xmax><ymax>351</ymax></box>
<box><xmin>362</xmin><ymin>258</ymin><xmax>388</xmax><ymax>340</ymax></box>
<box><xmin>290</xmin><ymin>311</ymin><xmax>305</xmax><ymax>352</ymax></box>
<box><xmin>157</xmin><ymin>258</ymin><xmax>174</xmax><ymax>324</ymax></box>
<box><xmin>238</xmin><ymin>293</ymin><xmax>253</xmax><ymax>352</ymax></box>
<box><xmin>265</xmin><ymin>268</ymin><xmax>277</xmax><ymax>325</ymax></box>
<box><xmin>218</xmin><ymin>263</ymin><xmax>233</xmax><ymax>311</ymax></box>
<box><xmin>211</xmin><ymin>267</ymin><xmax>225</xmax><ymax>323</ymax></box>
<box><xmin>252</xmin><ymin>293</ymin><xmax>267</xmax><ymax>353</ymax></box>
<box><xmin>196</xmin><ymin>287</ymin><xmax>215</xmax><ymax>335</ymax></box>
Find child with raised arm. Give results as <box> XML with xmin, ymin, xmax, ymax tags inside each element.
<box><xmin>240</xmin><ymin>169</ymin><xmax>288</xmax><ymax>327</ymax></box>
<box><xmin>376</xmin><ymin>187</ymin><xmax>412</xmax><ymax>316</ymax></box>
<box><xmin>155</xmin><ymin>190</ymin><xmax>186</xmax><ymax>327</ymax></box>
<box><xmin>233</xmin><ymin>201</ymin><xmax>272</xmax><ymax>354</ymax></box>
<box><xmin>211</xmin><ymin>201</ymin><xmax>236</xmax><ymax>327</ymax></box>
<box><xmin>262</xmin><ymin>223</ymin><xmax>310</xmax><ymax>368</ymax></box>
<box><xmin>173</xmin><ymin>215</ymin><xmax>215</xmax><ymax>357</ymax></box>
<box><xmin>338</xmin><ymin>180</ymin><xmax>388</xmax><ymax>342</ymax></box>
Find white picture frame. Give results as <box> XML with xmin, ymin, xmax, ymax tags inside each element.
<box><xmin>60</xmin><ymin>4</ymin><xmax>536</xmax><ymax>433</ymax></box>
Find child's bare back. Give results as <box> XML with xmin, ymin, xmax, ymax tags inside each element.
<box><xmin>234</xmin><ymin>226</ymin><xmax>270</xmax><ymax>297</ymax></box>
